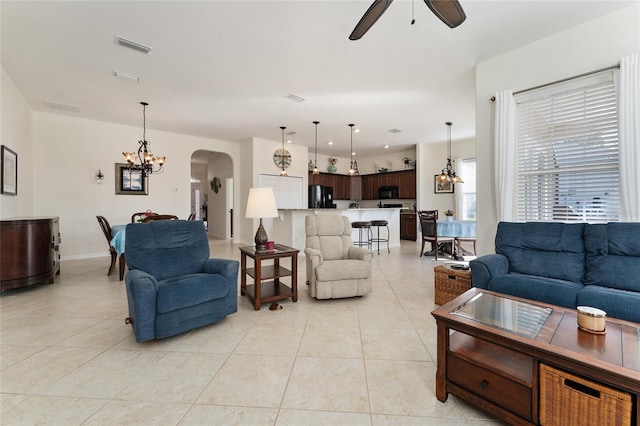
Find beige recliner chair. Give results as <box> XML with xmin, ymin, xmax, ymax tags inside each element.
<box><xmin>305</xmin><ymin>214</ymin><xmax>373</xmax><ymax>299</ymax></box>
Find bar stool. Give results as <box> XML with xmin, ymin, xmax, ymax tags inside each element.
<box><xmin>370</xmin><ymin>219</ymin><xmax>390</xmax><ymax>255</ymax></box>
<box><xmin>351</xmin><ymin>221</ymin><xmax>372</xmax><ymax>249</ymax></box>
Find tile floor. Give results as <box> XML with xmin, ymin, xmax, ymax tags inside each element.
<box><xmin>1</xmin><ymin>239</ymin><xmax>505</xmax><ymax>425</ymax></box>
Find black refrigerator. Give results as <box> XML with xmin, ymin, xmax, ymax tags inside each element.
<box><xmin>309</xmin><ymin>185</ymin><xmax>336</xmax><ymax>209</ymax></box>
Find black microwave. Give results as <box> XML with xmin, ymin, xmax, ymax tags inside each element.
<box><xmin>379</xmin><ymin>185</ymin><xmax>399</xmax><ymax>199</ymax></box>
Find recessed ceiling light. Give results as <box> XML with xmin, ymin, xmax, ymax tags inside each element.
<box><xmin>113</xmin><ymin>71</ymin><xmax>140</xmax><ymax>82</ymax></box>
<box><xmin>388</xmin><ymin>128</ymin><xmax>402</xmax><ymax>133</ymax></box>
<box><xmin>114</xmin><ymin>35</ymin><xmax>151</xmax><ymax>55</ymax></box>
<box><xmin>43</xmin><ymin>100</ymin><xmax>80</xmax><ymax>113</ymax></box>
<box><xmin>384</xmin><ymin>145</ymin><xmax>390</xmax><ymax>149</ymax></box>
<box><xmin>284</xmin><ymin>93</ymin><xmax>305</xmax><ymax>102</ymax></box>
<box><xmin>327</xmin><ymin>141</ymin><xmax>334</xmax><ymax>145</ymax></box>
<box><xmin>354</xmin><ymin>128</ymin><xmax>360</xmax><ymax>133</ymax></box>
<box><xmin>286</xmin><ymin>139</ymin><xmax>292</xmax><ymax>144</ymax></box>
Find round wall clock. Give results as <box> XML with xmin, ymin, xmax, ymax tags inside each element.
<box><xmin>273</xmin><ymin>148</ymin><xmax>292</xmax><ymax>169</ymax></box>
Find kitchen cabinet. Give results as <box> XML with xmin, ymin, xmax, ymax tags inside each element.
<box><xmin>397</xmin><ymin>170</ymin><xmax>416</xmax><ymax>199</ymax></box>
<box><xmin>309</xmin><ymin>169</ymin><xmax>416</xmax><ymax>201</ymax></box>
<box><xmin>1</xmin><ymin>217</ymin><xmax>61</xmax><ymax>291</ymax></box>
<box><xmin>400</xmin><ymin>213</ymin><xmax>417</xmax><ymax>241</ymax></box>
<box><xmin>350</xmin><ymin>176</ymin><xmax>362</xmax><ymax>200</ymax></box>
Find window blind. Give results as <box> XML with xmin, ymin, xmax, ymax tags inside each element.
<box><xmin>515</xmin><ymin>70</ymin><xmax>619</xmax><ymax>223</ymax></box>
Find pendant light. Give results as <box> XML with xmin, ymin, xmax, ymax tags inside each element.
<box><xmin>312</xmin><ymin>121</ymin><xmax>320</xmax><ymax>175</ymax></box>
<box><xmin>279</xmin><ymin>126</ymin><xmax>288</xmax><ymax>176</ymax></box>
<box><xmin>122</xmin><ymin>102</ymin><xmax>165</xmax><ymax>177</ymax></box>
<box><xmin>435</xmin><ymin>121</ymin><xmax>463</xmax><ymax>184</ymax></box>
<box><xmin>348</xmin><ymin>123</ymin><xmax>356</xmax><ymax>176</ymax></box>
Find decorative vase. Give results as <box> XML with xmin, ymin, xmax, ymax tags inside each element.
<box><xmin>446</xmin><ymin>216</ymin><xmax>453</xmax><ymax>222</ymax></box>
<box><xmin>328</xmin><ymin>164</ymin><xmax>337</xmax><ymax>174</ymax></box>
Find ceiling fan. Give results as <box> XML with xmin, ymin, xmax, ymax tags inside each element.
<box><xmin>349</xmin><ymin>0</ymin><xmax>466</xmax><ymax>40</ymax></box>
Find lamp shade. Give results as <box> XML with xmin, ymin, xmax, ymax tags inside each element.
<box><xmin>245</xmin><ymin>187</ymin><xmax>279</xmax><ymax>219</ymax></box>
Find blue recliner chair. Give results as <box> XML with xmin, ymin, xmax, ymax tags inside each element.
<box><xmin>124</xmin><ymin>220</ymin><xmax>238</xmax><ymax>342</ymax></box>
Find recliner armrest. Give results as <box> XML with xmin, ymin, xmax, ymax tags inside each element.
<box><xmin>469</xmin><ymin>254</ymin><xmax>509</xmax><ymax>289</ymax></box>
<box><xmin>348</xmin><ymin>246</ymin><xmax>373</xmax><ymax>262</ymax></box>
<box><xmin>305</xmin><ymin>247</ymin><xmax>323</xmax><ymax>263</ymax></box>
<box><xmin>124</xmin><ymin>269</ymin><xmax>159</xmax><ymax>342</ymax></box>
<box><xmin>203</xmin><ymin>258</ymin><xmax>239</xmax><ymax>280</ymax></box>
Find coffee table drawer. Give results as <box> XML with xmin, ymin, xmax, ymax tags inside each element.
<box><xmin>448</xmin><ymin>354</ymin><xmax>532</xmax><ymax>421</ymax></box>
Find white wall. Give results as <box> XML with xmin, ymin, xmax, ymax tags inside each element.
<box><xmin>417</xmin><ymin>138</ymin><xmax>475</xmax><ymax>214</ymax></box>
<box><xmin>0</xmin><ymin>68</ymin><xmax>33</xmax><ymax>217</ymax></box>
<box><xmin>475</xmin><ymin>3</ymin><xmax>640</xmax><ymax>255</ymax></box>
<box><xmin>31</xmin><ymin>112</ymin><xmax>241</xmax><ymax>259</ymax></box>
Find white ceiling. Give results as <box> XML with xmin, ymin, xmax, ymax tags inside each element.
<box><xmin>1</xmin><ymin>1</ymin><xmax>633</xmax><ymax>158</ymax></box>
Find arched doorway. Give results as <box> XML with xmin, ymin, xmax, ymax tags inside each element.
<box><xmin>191</xmin><ymin>150</ymin><xmax>234</xmax><ymax>239</ymax></box>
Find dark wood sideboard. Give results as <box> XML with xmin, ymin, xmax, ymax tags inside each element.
<box><xmin>1</xmin><ymin>217</ymin><xmax>61</xmax><ymax>291</ymax></box>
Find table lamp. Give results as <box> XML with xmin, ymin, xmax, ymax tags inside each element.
<box><xmin>245</xmin><ymin>187</ymin><xmax>279</xmax><ymax>251</ymax></box>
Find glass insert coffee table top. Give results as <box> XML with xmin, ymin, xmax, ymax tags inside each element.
<box><xmin>451</xmin><ymin>292</ymin><xmax>552</xmax><ymax>339</ymax></box>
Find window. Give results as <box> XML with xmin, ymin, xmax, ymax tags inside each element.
<box><xmin>515</xmin><ymin>70</ymin><xmax>619</xmax><ymax>223</ymax></box>
<box><xmin>457</xmin><ymin>158</ymin><xmax>476</xmax><ymax>220</ymax></box>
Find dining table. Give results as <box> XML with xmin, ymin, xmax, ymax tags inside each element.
<box><xmin>421</xmin><ymin>219</ymin><xmax>476</xmax><ymax>260</ymax></box>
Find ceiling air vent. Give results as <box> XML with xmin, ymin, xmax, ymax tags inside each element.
<box><xmin>388</xmin><ymin>128</ymin><xmax>402</xmax><ymax>134</ymax></box>
<box><xmin>114</xmin><ymin>35</ymin><xmax>152</xmax><ymax>55</ymax></box>
<box><xmin>284</xmin><ymin>93</ymin><xmax>305</xmax><ymax>102</ymax></box>
<box><xmin>43</xmin><ymin>100</ymin><xmax>80</xmax><ymax>113</ymax></box>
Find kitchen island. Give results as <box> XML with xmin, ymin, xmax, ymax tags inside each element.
<box><xmin>272</xmin><ymin>208</ymin><xmax>401</xmax><ymax>252</ymax></box>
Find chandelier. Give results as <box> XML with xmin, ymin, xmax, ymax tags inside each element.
<box><xmin>279</xmin><ymin>126</ymin><xmax>288</xmax><ymax>176</ymax></box>
<box><xmin>122</xmin><ymin>102</ymin><xmax>165</xmax><ymax>177</ymax></box>
<box><xmin>435</xmin><ymin>121</ymin><xmax>463</xmax><ymax>184</ymax></box>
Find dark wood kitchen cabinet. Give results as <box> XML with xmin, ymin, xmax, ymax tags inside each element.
<box><xmin>350</xmin><ymin>176</ymin><xmax>362</xmax><ymax>200</ymax></box>
<box><xmin>397</xmin><ymin>170</ymin><xmax>416</xmax><ymax>199</ymax></box>
<box><xmin>400</xmin><ymin>213</ymin><xmax>417</xmax><ymax>241</ymax></box>
<box><xmin>1</xmin><ymin>217</ymin><xmax>61</xmax><ymax>291</ymax></box>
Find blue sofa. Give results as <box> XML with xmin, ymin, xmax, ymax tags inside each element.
<box><xmin>124</xmin><ymin>220</ymin><xmax>239</xmax><ymax>342</ymax></box>
<box><xmin>470</xmin><ymin>222</ymin><xmax>640</xmax><ymax>323</ymax></box>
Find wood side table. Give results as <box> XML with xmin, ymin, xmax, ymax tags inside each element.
<box><xmin>239</xmin><ymin>244</ymin><xmax>299</xmax><ymax>310</ymax></box>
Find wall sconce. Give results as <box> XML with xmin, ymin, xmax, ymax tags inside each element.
<box><xmin>95</xmin><ymin>169</ymin><xmax>105</xmax><ymax>184</ymax></box>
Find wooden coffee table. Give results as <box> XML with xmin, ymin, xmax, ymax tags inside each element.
<box><xmin>431</xmin><ymin>288</ymin><xmax>640</xmax><ymax>425</ymax></box>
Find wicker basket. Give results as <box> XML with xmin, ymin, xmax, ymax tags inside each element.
<box><xmin>539</xmin><ymin>364</ymin><xmax>632</xmax><ymax>426</ymax></box>
<box><xmin>434</xmin><ymin>265</ymin><xmax>472</xmax><ymax>305</ymax></box>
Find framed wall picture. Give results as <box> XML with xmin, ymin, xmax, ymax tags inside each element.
<box><xmin>434</xmin><ymin>175</ymin><xmax>454</xmax><ymax>194</ymax></box>
<box><xmin>1</xmin><ymin>145</ymin><xmax>17</xmax><ymax>196</ymax></box>
<box><xmin>115</xmin><ymin>163</ymin><xmax>148</xmax><ymax>195</ymax></box>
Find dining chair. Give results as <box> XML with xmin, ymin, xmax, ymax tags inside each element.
<box><xmin>141</xmin><ymin>214</ymin><xmax>179</xmax><ymax>222</ymax></box>
<box><xmin>418</xmin><ymin>210</ymin><xmax>454</xmax><ymax>260</ymax></box>
<box><xmin>187</xmin><ymin>212</ymin><xmax>196</xmax><ymax>220</ymax></box>
<box><xmin>96</xmin><ymin>215</ymin><xmax>126</xmax><ymax>280</ymax></box>
<box><xmin>131</xmin><ymin>212</ymin><xmax>158</xmax><ymax>223</ymax></box>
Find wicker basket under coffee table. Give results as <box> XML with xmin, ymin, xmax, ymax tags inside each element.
<box><xmin>434</xmin><ymin>264</ymin><xmax>472</xmax><ymax>305</ymax></box>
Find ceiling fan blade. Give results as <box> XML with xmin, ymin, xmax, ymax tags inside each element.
<box><xmin>349</xmin><ymin>0</ymin><xmax>394</xmax><ymax>40</ymax></box>
<box><xmin>424</xmin><ymin>0</ymin><xmax>466</xmax><ymax>28</ymax></box>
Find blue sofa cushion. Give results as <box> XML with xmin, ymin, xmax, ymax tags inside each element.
<box><xmin>157</xmin><ymin>273</ymin><xmax>228</xmax><ymax>313</ymax></box>
<box><xmin>578</xmin><ymin>285</ymin><xmax>640</xmax><ymax>324</ymax></box>
<box><xmin>495</xmin><ymin>222</ymin><xmax>585</xmax><ymax>283</ymax></box>
<box><xmin>488</xmin><ymin>273</ymin><xmax>582</xmax><ymax>309</ymax></box>
<box><xmin>584</xmin><ymin>223</ymin><xmax>640</xmax><ymax>292</ymax></box>
<box><xmin>126</xmin><ymin>221</ymin><xmax>210</xmax><ymax>281</ymax></box>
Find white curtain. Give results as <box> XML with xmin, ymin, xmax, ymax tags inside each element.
<box><xmin>454</xmin><ymin>158</ymin><xmax>463</xmax><ymax>216</ymax></box>
<box><xmin>494</xmin><ymin>90</ymin><xmax>517</xmax><ymax>222</ymax></box>
<box><xmin>618</xmin><ymin>53</ymin><xmax>640</xmax><ymax>222</ymax></box>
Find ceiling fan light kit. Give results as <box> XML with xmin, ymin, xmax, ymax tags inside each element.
<box><xmin>350</xmin><ymin>0</ymin><xmax>466</xmax><ymax>40</ymax></box>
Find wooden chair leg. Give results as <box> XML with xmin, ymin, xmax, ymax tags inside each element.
<box><xmin>108</xmin><ymin>251</ymin><xmax>117</xmax><ymax>276</ymax></box>
<box><xmin>420</xmin><ymin>240</ymin><xmax>425</xmax><ymax>257</ymax></box>
<box><xmin>119</xmin><ymin>254</ymin><xmax>126</xmax><ymax>281</ymax></box>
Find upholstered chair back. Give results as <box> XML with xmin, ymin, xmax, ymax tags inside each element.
<box><xmin>125</xmin><ymin>220</ymin><xmax>210</xmax><ymax>281</ymax></box>
<box><xmin>305</xmin><ymin>214</ymin><xmax>354</xmax><ymax>260</ymax></box>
